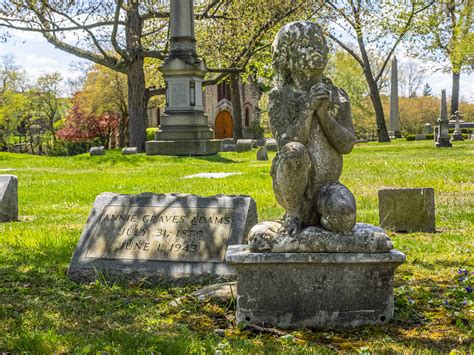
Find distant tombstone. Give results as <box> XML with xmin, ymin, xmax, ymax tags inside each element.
<box><xmin>68</xmin><ymin>192</ymin><xmax>258</xmax><ymax>283</ymax></box>
<box><xmin>265</xmin><ymin>138</ymin><xmax>278</xmax><ymax>151</ymax></box>
<box><xmin>221</xmin><ymin>144</ymin><xmax>236</xmax><ymax>152</ymax></box>
<box><xmin>471</xmin><ymin>133</ymin><xmax>474</xmax><ymax>141</ymax></box>
<box><xmin>415</xmin><ymin>134</ymin><xmax>426</xmax><ymax>141</ymax></box>
<box><xmin>236</xmin><ymin>139</ymin><xmax>253</xmax><ymax>152</ymax></box>
<box><xmin>122</xmin><ymin>147</ymin><xmax>138</xmax><ymax>155</ymax></box>
<box><xmin>256</xmin><ymin>146</ymin><xmax>268</xmax><ymax>161</ymax></box>
<box><xmin>435</xmin><ymin>90</ymin><xmax>452</xmax><ymax>148</ymax></box>
<box><xmin>379</xmin><ymin>188</ymin><xmax>435</xmax><ymax>233</ymax></box>
<box><xmin>422</xmin><ymin>123</ymin><xmax>433</xmax><ymax>135</ymax></box>
<box><xmin>0</xmin><ymin>175</ymin><xmax>18</xmax><ymax>222</ymax></box>
<box><xmin>434</xmin><ymin>126</ymin><xmax>439</xmax><ymax>141</ymax></box>
<box><xmin>450</xmin><ymin>112</ymin><xmax>464</xmax><ymax>141</ymax></box>
<box><xmin>220</xmin><ymin>138</ymin><xmax>234</xmax><ymax>151</ymax></box>
<box><xmin>90</xmin><ymin>146</ymin><xmax>105</xmax><ymax>156</ymax></box>
<box><xmin>255</xmin><ymin>139</ymin><xmax>266</xmax><ymax>147</ymax></box>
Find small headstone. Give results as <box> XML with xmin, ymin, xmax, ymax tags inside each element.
<box><xmin>415</xmin><ymin>134</ymin><xmax>426</xmax><ymax>141</ymax></box>
<box><xmin>450</xmin><ymin>111</ymin><xmax>464</xmax><ymax>141</ymax></box>
<box><xmin>182</xmin><ymin>172</ymin><xmax>242</xmax><ymax>179</ymax></box>
<box><xmin>122</xmin><ymin>147</ymin><xmax>138</xmax><ymax>155</ymax></box>
<box><xmin>255</xmin><ymin>138</ymin><xmax>266</xmax><ymax>147</ymax></box>
<box><xmin>256</xmin><ymin>146</ymin><xmax>268</xmax><ymax>161</ymax></box>
<box><xmin>220</xmin><ymin>138</ymin><xmax>234</xmax><ymax>151</ymax></box>
<box><xmin>68</xmin><ymin>192</ymin><xmax>258</xmax><ymax>283</ymax></box>
<box><xmin>221</xmin><ymin>144</ymin><xmax>236</xmax><ymax>152</ymax></box>
<box><xmin>90</xmin><ymin>146</ymin><xmax>105</xmax><ymax>156</ymax></box>
<box><xmin>236</xmin><ymin>139</ymin><xmax>253</xmax><ymax>152</ymax></box>
<box><xmin>265</xmin><ymin>138</ymin><xmax>278</xmax><ymax>151</ymax></box>
<box><xmin>422</xmin><ymin>123</ymin><xmax>433</xmax><ymax>135</ymax></box>
<box><xmin>470</xmin><ymin>133</ymin><xmax>474</xmax><ymax>141</ymax></box>
<box><xmin>0</xmin><ymin>175</ymin><xmax>18</xmax><ymax>222</ymax></box>
<box><xmin>378</xmin><ymin>188</ymin><xmax>435</xmax><ymax>233</ymax></box>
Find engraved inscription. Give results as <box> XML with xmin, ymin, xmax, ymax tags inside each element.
<box><xmin>85</xmin><ymin>205</ymin><xmax>235</xmax><ymax>262</ymax></box>
<box><xmin>170</xmin><ymin>82</ymin><xmax>188</xmax><ymax>107</ymax></box>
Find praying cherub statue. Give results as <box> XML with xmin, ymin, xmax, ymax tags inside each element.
<box><xmin>268</xmin><ymin>21</ymin><xmax>357</xmax><ymax>235</ymax></box>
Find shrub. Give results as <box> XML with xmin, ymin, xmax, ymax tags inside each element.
<box><xmin>406</xmin><ymin>135</ymin><xmax>416</xmax><ymax>141</ymax></box>
<box><xmin>147</xmin><ymin>128</ymin><xmax>158</xmax><ymax>141</ymax></box>
<box><xmin>426</xmin><ymin>134</ymin><xmax>434</xmax><ymax>140</ymax></box>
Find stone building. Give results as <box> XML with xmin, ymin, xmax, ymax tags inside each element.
<box><xmin>203</xmin><ymin>80</ymin><xmax>263</xmax><ymax>139</ymax></box>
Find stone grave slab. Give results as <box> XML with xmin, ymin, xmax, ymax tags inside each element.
<box><xmin>90</xmin><ymin>146</ymin><xmax>105</xmax><ymax>156</ymax></box>
<box><xmin>122</xmin><ymin>147</ymin><xmax>138</xmax><ymax>155</ymax></box>
<box><xmin>68</xmin><ymin>192</ymin><xmax>257</xmax><ymax>283</ymax></box>
<box><xmin>0</xmin><ymin>175</ymin><xmax>18</xmax><ymax>222</ymax></box>
<box><xmin>379</xmin><ymin>188</ymin><xmax>435</xmax><ymax>232</ymax></box>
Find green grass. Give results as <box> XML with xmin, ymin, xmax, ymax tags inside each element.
<box><xmin>0</xmin><ymin>140</ymin><xmax>473</xmax><ymax>353</ymax></box>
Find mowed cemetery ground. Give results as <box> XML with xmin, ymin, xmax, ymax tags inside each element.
<box><xmin>0</xmin><ymin>140</ymin><xmax>472</xmax><ymax>353</ymax></box>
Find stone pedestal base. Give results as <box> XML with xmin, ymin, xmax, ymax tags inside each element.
<box><xmin>451</xmin><ymin>131</ymin><xmax>464</xmax><ymax>141</ymax></box>
<box><xmin>436</xmin><ymin>137</ymin><xmax>452</xmax><ymax>148</ymax></box>
<box><xmin>146</xmin><ymin>139</ymin><xmax>221</xmax><ymax>156</ymax></box>
<box><xmin>226</xmin><ymin>245</ymin><xmax>406</xmax><ymax>329</ymax></box>
<box><xmin>389</xmin><ymin>130</ymin><xmax>402</xmax><ymax>139</ymax></box>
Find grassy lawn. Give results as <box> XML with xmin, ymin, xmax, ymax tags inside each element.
<box><xmin>0</xmin><ymin>140</ymin><xmax>473</xmax><ymax>353</ymax></box>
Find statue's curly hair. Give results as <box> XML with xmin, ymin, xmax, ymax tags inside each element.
<box><xmin>272</xmin><ymin>21</ymin><xmax>328</xmax><ymax>87</ymax></box>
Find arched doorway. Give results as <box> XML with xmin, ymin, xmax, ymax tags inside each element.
<box><xmin>214</xmin><ymin>111</ymin><xmax>233</xmax><ymax>139</ymax></box>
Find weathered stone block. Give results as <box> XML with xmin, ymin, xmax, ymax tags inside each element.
<box><xmin>90</xmin><ymin>146</ymin><xmax>105</xmax><ymax>156</ymax></box>
<box><xmin>221</xmin><ymin>144</ymin><xmax>236</xmax><ymax>152</ymax></box>
<box><xmin>68</xmin><ymin>193</ymin><xmax>257</xmax><ymax>283</ymax></box>
<box><xmin>236</xmin><ymin>139</ymin><xmax>254</xmax><ymax>152</ymax></box>
<box><xmin>256</xmin><ymin>146</ymin><xmax>268</xmax><ymax>161</ymax></box>
<box><xmin>0</xmin><ymin>175</ymin><xmax>18</xmax><ymax>222</ymax></box>
<box><xmin>265</xmin><ymin>138</ymin><xmax>278</xmax><ymax>151</ymax></box>
<box><xmin>122</xmin><ymin>147</ymin><xmax>138</xmax><ymax>155</ymax></box>
<box><xmin>226</xmin><ymin>245</ymin><xmax>406</xmax><ymax>329</ymax></box>
<box><xmin>378</xmin><ymin>188</ymin><xmax>435</xmax><ymax>232</ymax></box>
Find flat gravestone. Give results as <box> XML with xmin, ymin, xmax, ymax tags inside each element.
<box><xmin>236</xmin><ymin>139</ymin><xmax>253</xmax><ymax>152</ymax></box>
<box><xmin>68</xmin><ymin>192</ymin><xmax>258</xmax><ymax>283</ymax></box>
<box><xmin>265</xmin><ymin>138</ymin><xmax>278</xmax><ymax>151</ymax></box>
<box><xmin>0</xmin><ymin>175</ymin><xmax>18</xmax><ymax>222</ymax></box>
<box><xmin>90</xmin><ymin>146</ymin><xmax>105</xmax><ymax>156</ymax></box>
<box><xmin>122</xmin><ymin>147</ymin><xmax>138</xmax><ymax>155</ymax></box>
<box><xmin>379</xmin><ymin>188</ymin><xmax>435</xmax><ymax>233</ymax></box>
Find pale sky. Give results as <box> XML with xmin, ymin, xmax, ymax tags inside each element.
<box><xmin>1</xmin><ymin>30</ymin><xmax>473</xmax><ymax>102</ymax></box>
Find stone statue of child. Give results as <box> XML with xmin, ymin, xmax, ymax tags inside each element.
<box><xmin>269</xmin><ymin>21</ymin><xmax>357</xmax><ymax>235</ymax></box>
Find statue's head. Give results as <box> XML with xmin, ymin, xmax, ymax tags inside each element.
<box><xmin>272</xmin><ymin>21</ymin><xmax>328</xmax><ymax>88</ymax></box>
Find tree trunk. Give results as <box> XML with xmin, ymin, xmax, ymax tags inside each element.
<box><xmin>367</xmin><ymin>78</ymin><xmax>391</xmax><ymax>143</ymax></box>
<box><xmin>451</xmin><ymin>71</ymin><xmax>460</xmax><ymax>116</ymax></box>
<box><xmin>230</xmin><ymin>74</ymin><xmax>243</xmax><ymax>141</ymax></box>
<box><xmin>126</xmin><ymin>63</ymin><xmax>147</xmax><ymax>151</ymax></box>
<box><xmin>126</xmin><ymin>2</ymin><xmax>147</xmax><ymax>152</ymax></box>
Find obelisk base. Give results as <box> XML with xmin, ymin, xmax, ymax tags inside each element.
<box><xmin>389</xmin><ymin>130</ymin><xmax>402</xmax><ymax>139</ymax></box>
<box><xmin>146</xmin><ymin>139</ymin><xmax>220</xmax><ymax>156</ymax></box>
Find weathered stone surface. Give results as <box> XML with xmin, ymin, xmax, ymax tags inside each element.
<box><xmin>122</xmin><ymin>147</ymin><xmax>138</xmax><ymax>155</ymax></box>
<box><xmin>221</xmin><ymin>144</ymin><xmax>236</xmax><ymax>152</ymax></box>
<box><xmin>248</xmin><ymin>222</ymin><xmax>393</xmax><ymax>253</ymax></box>
<box><xmin>256</xmin><ymin>146</ymin><xmax>268</xmax><ymax>161</ymax></box>
<box><xmin>256</xmin><ymin>138</ymin><xmax>266</xmax><ymax>147</ymax></box>
<box><xmin>269</xmin><ymin>21</ymin><xmax>356</xmax><ymax>234</ymax></box>
<box><xmin>265</xmin><ymin>139</ymin><xmax>278</xmax><ymax>151</ymax></box>
<box><xmin>226</xmin><ymin>245</ymin><xmax>406</xmax><ymax>329</ymax></box>
<box><xmin>90</xmin><ymin>146</ymin><xmax>105</xmax><ymax>156</ymax></box>
<box><xmin>236</xmin><ymin>139</ymin><xmax>254</xmax><ymax>152</ymax></box>
<box><xmin>379</xmin><ymin>188</ymin><xmax>435</xmax><ymax>232</ymax></box>
<box><xmin>191</xmin><ymin>282</ymin><xmax>236</xmax><ymax>303</ymax></box>
<box><xmin>436</xmin><ymin>90</ymin><xmax>452</xmax><ymax>148</ymax></box>
<box><xmin>389</xmin><ymin>56</ymin><xmax>402</xmax><ymax>139</ymax></box>
<box><xmin>422</xmin><ymin>123</ymin><xmax>433</xmax><ymax>135</ymax></box>
<box><xmin>183</xmin><ymin>172</ymin><xmax>242</xmax><ymax>179</ymax></box>
<box><xmin>68</xmin><ymin>193</ymin><xmax>258</xmax><ymax>283</ymax></box>
<box><xmin>415</xmin><ymin>134</ymin><xmax>426</xmax><ymax>141</ymax></box>
<box><xmin>0</xmin><ymin>175</ymin><xmax>18</xmax><ymax>222</ymax></box>
<box><xmin>451</xmin><ymin>111</ymin><xmax>464</xmax><ymax>141</ymax></box>
<box><xmin>220</xmin><ymin>138</ymin><xmax>234</xmax><ymax>150</ymax></box>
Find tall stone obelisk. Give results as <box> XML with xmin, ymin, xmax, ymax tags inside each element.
<box><xmin>389</xmin><ymin>56</ymin><xmax>402</xmax><ymax>138</ymax></box>
<box><xmin>435</xmin><ymin>90</ymin><xmax>452</xmax><ymax>148</ymax></box>
<box><xmin>146</xmin><ymin>0</ymin><xmax>220</xmax><ymax>156</ymax></box>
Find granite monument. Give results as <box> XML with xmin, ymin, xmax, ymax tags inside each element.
<box><xmin>0</xmin><ymin>175</ymin><xmax>18</xmax><ymax>222</ymax></box>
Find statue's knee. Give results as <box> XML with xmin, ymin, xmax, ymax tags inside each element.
<box><xmin>277</xmin><ymin>142</ymin><xmax>310</xmax><ymax>169</ymax></box>
<box><xmin>317</xmin><ymin>183</ymin><xmax>356</xmax><ymax>233</ymax></box>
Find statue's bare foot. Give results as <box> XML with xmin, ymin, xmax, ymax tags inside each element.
<box><xmin>279</xmin><ymin>215</ymin><xmax>302</xmax><ymax>236</ymax></box>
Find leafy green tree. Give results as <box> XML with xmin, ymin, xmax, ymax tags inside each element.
<box><xmin>409</xmin><ymin>0</ymin><xmax>473</xmax><ymax>114</ymax></box>
<box><xmin>316</xmin><ymin>0</ymin><xmax>434</xmax><ymax>142</ymax></box>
